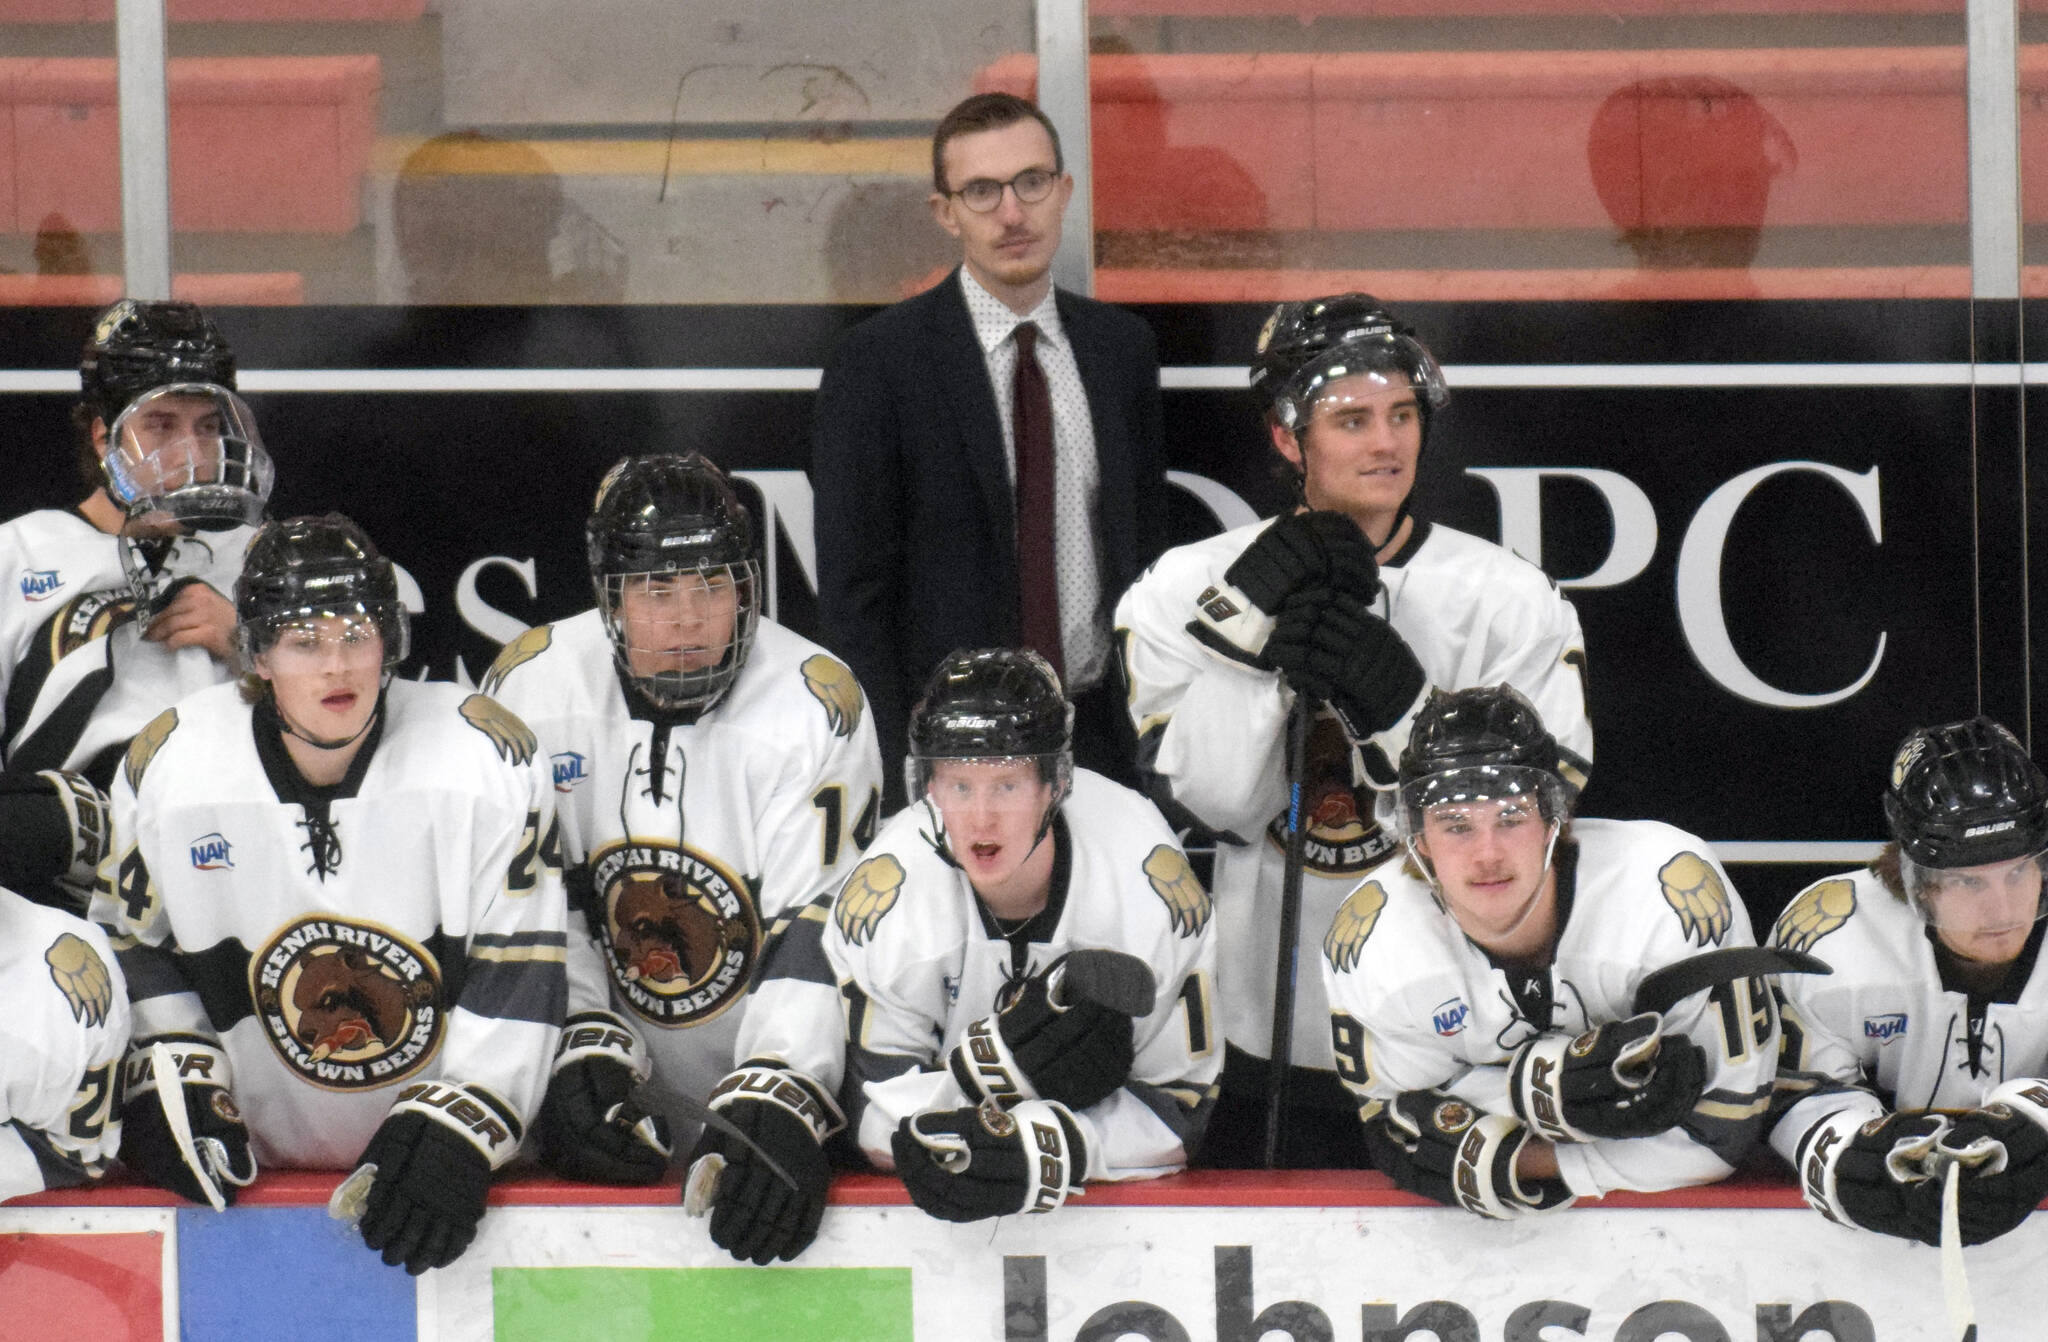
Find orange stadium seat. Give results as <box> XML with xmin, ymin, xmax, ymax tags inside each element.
<box><xmin>976</xmin><ymin>49</ymin><xmax>2025</xmax><ymax>234</ymax></box>
<box><xmin>0</xmin><ymin>0</ymin><xmax>423</xmax><ymax>19</ymax></box>
<box><xmin>1</xmin><ymin>56</ymin><xmax>380</xmax><ymax>234</ymax></box>
<box><xmin>0</xmin><ymin>272</ymin><xmax>305</xmax><ymax>304</ymax></box>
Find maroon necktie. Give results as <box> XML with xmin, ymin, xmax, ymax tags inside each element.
<box><xmin>1012</xmin><ymin>322</ymin><xmax>1063</xmax><ymax>680</ymax></box>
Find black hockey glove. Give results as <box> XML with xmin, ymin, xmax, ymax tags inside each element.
<box><xmin>344</xmin><ymin>1081</ymin><xmax>516</xmax><ymax>1274</ymax></box>
<box><xmin>891</xmin><ymin>1098</ymin><xmax>1087</xmax><ymax>1223</ymax></box>
<box><xmin>1795</xmin><ymin>1105</ymin><xmax>1948</xmax><ymax>1246</ymax></box>
<box><xmin>535</xmin><ymin>1012</ymin><xmax>673</xmax><ymax>1185</ymax></box>
<box><xmin>1508</xmin><ymin>1013</ymin><xmax>1708</xmax><ymax>1143</ymax></box>
<box><xmin>0</xmin><ymin>769</ymin><xmax>110</xmax><ymax>916</ymax></box>
<box><xmin>683</xmin><ymin>1064</ymin><xmax>845</xmax><ymax>1264</ymax></box>
<box><xmin>1942</xmin><ymin>1079</ymin><xmax>2048</xmax><ymax>1245</ymax></box>
<box><xmin>1224</xmin><ymin>510</ymin><xmax>1380</xmax><ymax>612</ymax></box>
<box><xmin>117</xmin><ymin>1038</ymin><xmax>258</xmax><ymax>1208</ymax></box>
<box><xmin>1264</xmin><ymin>588</ymin><xmax>1426</xmax><ymax>738</ymax></box>
<box><xmin>1368</xmin><ymin>1089</ymin><xmax>1573</xmax><ymax>1220</ymax></box>
<box><xmin>949</xmin><ymin>951</ymin><xmax>1152</xmax><ymax>1112</ymax></box>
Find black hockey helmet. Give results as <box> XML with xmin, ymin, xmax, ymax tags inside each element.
<box><xmin>1885</xmin><ymin>718</ymin><xmax>2048</xmax><ymax>871</ymax></box>
<box><xmin>234</xmin><ymin>514</ymin><xmax>409</xmax><ymax>671</ymax></box>
<box><xmin>1397</xmin><ymin>684</ymin><xmax>1572</xmax><ymax>839</ymax></box>
<box><xmin>1248</xmin><ymin>293</ymin><xmax>1448</xmax><ymax>433</ymax></box>
<box><xmin>585</xmin><ymin>452</ymin><xmax>760</xmax><ymax>714</ymax></box>
<box><xmin>79</xmin><ymin>299</ymin><xmax>238</xmax><ymax>428</ymax></box>
<box><xmin>910</xmin><ymin>649</ymin><xmax>1071</xmax><ymax>782</ymax></box>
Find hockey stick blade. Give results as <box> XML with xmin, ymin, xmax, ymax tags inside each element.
<box><xmin>1631</xmin><ymin>946</ymin><xmax>1831</xmax><ymax>1017</ymax></box>
<box><xmin>668</xmin><ymin>1090</ymin><xmax>803</xmax><ymax>1196</ymax></box>
<box><xmin>150</xmin><ymin>1040</ymin><xmax>227</xmax><ymax>1212</ymax></box>
<box><xmin>1051</xmin><ymin>949</ymin><xmax>1159</xmax><ymax>1017</ymax></box>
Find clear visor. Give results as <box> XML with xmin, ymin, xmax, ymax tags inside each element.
<box><xmin>596</xmin><ymin>561</ymin><xmax>758</xmax><ymax>711</ymax></box>
<box><xmin>1275</xmin><ymin>334</ymin><xmax>1449</xmax><ymax>430</ymax></box>
<box><xmin>105</xmin><ymin>383</ymin><xmax>273</xmax><ymax>531</ymax></box>
<box><xmin>1399</xmin><ymin>764</ymin><xmax>1567</xmax><ymax>843</ymax></box>
<box><xmin>236</xmin><ymin>603</ymin><xmax>409</xmax><ymax>676</ymax></box>
<box><xmin>911</xmin><ymin>753</ymin><xmax>1069</xmax><ymax>821</ymax></box>
<box><xmin>1903</xmin><ymin>848</ymin><xmax>2048</xmax><ymax>935</ymax></box>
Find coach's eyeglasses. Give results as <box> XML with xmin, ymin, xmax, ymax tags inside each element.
<box><xmin>949</xmin><ymin>167</ymin><xmax>1059</xmax><ymax>213</ymax></box>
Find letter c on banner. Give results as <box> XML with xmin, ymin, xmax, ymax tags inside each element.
<box><xmin>1675</xmin><ymin>462</ymin><xmax>1883</xmax><ymax>708</ymax></box>
<box><xmin>1465</xmin><ymin>467</ymin><xmax>1659</xmax><ymax>589</ymax></box>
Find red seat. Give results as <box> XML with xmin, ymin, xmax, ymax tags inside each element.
<box><xmin>3</xmin><ymin>55</ymin><xmax>380</xmax><ymax>234</ymax></box>
<box><xmin>979</xmin><ymin>48</ymin><xmax>1991</xmax><ymax>233</ymax></box>
<box><xmin>0</xmin><ymin>271</ymin><xmax>305</xmax><ymax>304</ymax></box>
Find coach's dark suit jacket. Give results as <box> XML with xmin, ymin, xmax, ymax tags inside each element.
<box><xmin>812</xmin><ymin>269</ymin><xmax>1166</xmax><ymax>801</ymax></box>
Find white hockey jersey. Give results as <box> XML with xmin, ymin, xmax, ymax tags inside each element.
<box><xmin>1115</xmin><ymin>516</ymin><xmax>1591</xmax><ymax>1070</ymax></box>
<box><xmin>481</xmin><ymin>610</ymin><xmax>882</xmax><ymax>1136</ymax></box>
<box><xmin>1322</xmin><ymin>819</ymin><xmax>1774</xmax><ymax>1198</ymax></box>
<box><xmin>0</xmin><ymin>509</ymin><xmax>125</xmax><ymax>757</ymax></box>
<box><xmin>5</xmin><ymin>523</ymin><xmax>255</xmax><ymax>785</ymax></box>
<box><xmin>1767</xmin><ymin>866</ymin><xmax>2048</xmax><ymax>1164</ymax></box>
<box><xmin>767</xmin><ymin>769</ymin><xmax>1221</xmax><ymax>1182</ymax></box>
<box><xmin>89</xmin><ymin>679</ymin><xmax>568</xmax><ymax>1170</ymax></box>
<box><xmin>0</xmin><ymin>888</ymin><xmax>128</xmax><ymax>1202</ymax></box>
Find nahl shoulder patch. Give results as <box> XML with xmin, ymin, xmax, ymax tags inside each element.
<box><xmin>835</xmin><ymin>853</ymin><xmax>905</xmax><ymax>946</ymax></box>
<box><xmin>46</xmin><ymin>931</ymin><xmax>113</xmax><ymax>1029</ymax></box>
<box><xmin>1660</xmin><ymin>851</ymin><xmax>1732</xmax><ymax>948</ymax></box>
<box><xmin>460</xmin><ymin>694</ymin><xmax>538</xmax><ymax>766</ymax></box>
<box><xmin>481</xmin><ymin>625</ymin><xmax>552</xmax><ymax>696</ymax></box>
<box><xmin>801</xmin><ymin>654</ymin><xmax>864</xmax><ymax>739</ymax></box>
<box><xmin>1143</xmin><ymin>844</ymin><xmax>1211</xmax><ymax>938</ymax></box>
<box><xmin>1323</xmin><ymin>880</ymin><xmax>1387</xmax><ymax>973</ymax></box>
<box><xmin>124</xmin><ymin>707</ymin><xmax>179</xmax><ymax>793</ymax></box>
<box><xmin>1775</xmin><ymin>878</ymin><xmax>1856</xmax><ymax>954</ymax></box>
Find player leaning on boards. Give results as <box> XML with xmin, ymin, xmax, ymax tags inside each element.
<box><xmin>0</xmin><ymin>303</ymin><xmax>258</xmax><ymax>916</ymax></box>
<box><xmin>482</xmin><ymin>453</ymin><xmax>881</xmax><ymax>1186</ymax></box>
<box><xmin>1114</xmin><ymin>294</ymin><xmax>1591</xmax><ymax>1166</ymax></box>
<box><xmin>0</xmin><ymin>886</ymin><xmax>129</xmax><ymax>1204</ymax></box>
<box><xmin>1770</xmin><ymin>718</ymin><xmax>2048</xmax><ymax>1247</ymax></box>
<box><xmin>707</xmin><ymin>649</ymin><xmax>1219</xmax><ymax>1234</ymax></box>
<box><xmin>1325</xmin><ymin>686</ymin><xmax>1776</xmax><ymax>1216</ymax></box>
<box><xmin>90</xmin><ymin>515</ymin><xmax>569</xmax><ymax>1274</ymax></box>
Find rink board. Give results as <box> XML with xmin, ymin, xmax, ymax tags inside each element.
<box><xmin>4</xmin><ymin>1172</ymin><xmax>2038</xmax><ymax>1340</ymax></box>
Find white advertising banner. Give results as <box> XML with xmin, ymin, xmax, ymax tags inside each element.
<box><xmin>422</xmin><ymin>1201</ymin><xmax>2048</xmax><ymax>1341</ymax></box>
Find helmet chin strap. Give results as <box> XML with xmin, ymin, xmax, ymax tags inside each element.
<box><xmin>273</xmin><ymin>679</ymin><xmax>384</xmax><ymax>753</ymax></box>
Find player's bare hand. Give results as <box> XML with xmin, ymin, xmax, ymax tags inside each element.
<box><xmin>144</xmin><ymin>581</ymin><xmax>237</xmax><ymax>661</ymax></box>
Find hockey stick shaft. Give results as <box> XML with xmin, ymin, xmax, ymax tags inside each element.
<box><xmin>151</xmin><ymin>1040</ymin><xmax>227</xmax><ymax>1212</ymax></box>
<box><xmin>1262</xmin><ymin>695</ymin><xmax>1314</xmax><ymax>1169</ymax></box>
<box><xmin>1630</xmin><ymin>946</ymin><xmax>1831</xmax><ymax>1017</ymax></box>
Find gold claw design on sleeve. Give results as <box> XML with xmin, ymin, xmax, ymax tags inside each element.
<box><xmin>1143</xmin><ymin>844</ymin><xmax>1212</xmax><ymax>938</ymax></box>
<box><xmin>460</xmin><ymin>694</ymin><xmax>539</xmax><ymax>766</ymax></box>
<box><xmin>834</xmin><ymin>853</ymin><xmax>906</xmax><ymax>946</ymax></box>
<box><xmin>1323</xmin><ymin>880</ymin><xmax>1387</xmax><ymax>973</ymax></box>
<box><xmin>124</xmin><ymin>707</ymin><xmax>179</xmax><ymax>794</ymax></box>
<box><xmin>1774</xmin><ymin>878</ymin><xmax>1856</xmax><ymax>954</ymax></box>
<box><xmin>801</xmin><ymin>654</ymin><xmax>865</xmax><ymax>739</ymax></box>
<box><xmin>46</xmin><ymin>932</ymin><xmax>113</xmax><ymax>1028</ymax></box>
<box><xmin>1659</xmin><ymin>851</ymin><xmax>1733</xmax><ymax>948</ymax></box>
<box><xmin>480</xmin><ymin>625</ymin><xmax>552</xmax><ymax>696</ymax></box>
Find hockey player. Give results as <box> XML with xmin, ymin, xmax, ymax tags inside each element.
<box><xmin>481</xmin><ymin>453</ymin><xmax>881</xmax><ymax>1185</ymax></box>
<box><xmin>0</xmin><ymin>300</ymin><xmax>244</xmax><ymax>748</ymax></box>
<box><xmin>6</xmin><ymin>379</ymin><xmax>272</xmax><ymax>786</ymax></box>
<box><xmin>1324</xmin><ymin>686</ymin><xmax>1772</xmax><ymax>1216</ymax></box>
<box><xmin>1114</xmin><ymin>293</ymin><xmax>1591</xmax><ymax>1166</ymax></box>
<box><xmin>0</xmin><ymin>887</ymin><xmax>128</xmax><ymax>1203</ymax></box>
<box><xmin>91</xmin><ymin>515</ymin><xmax>568</xmax><ymax>1275</ymax></box>
<box><xmin>1769</xmin><ymin>718</ymin><xmax>2048</xmax><ymax>1247</ymax></box>
<box><xmin>0</xmin><ymin>304</ymin><xmax>255</xmax><ymax>916</ymax></box>
<box><xmin>749</xmin><ymin>648</ymin><xmax>1218</xmax><ymax>1226</ymax></box>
